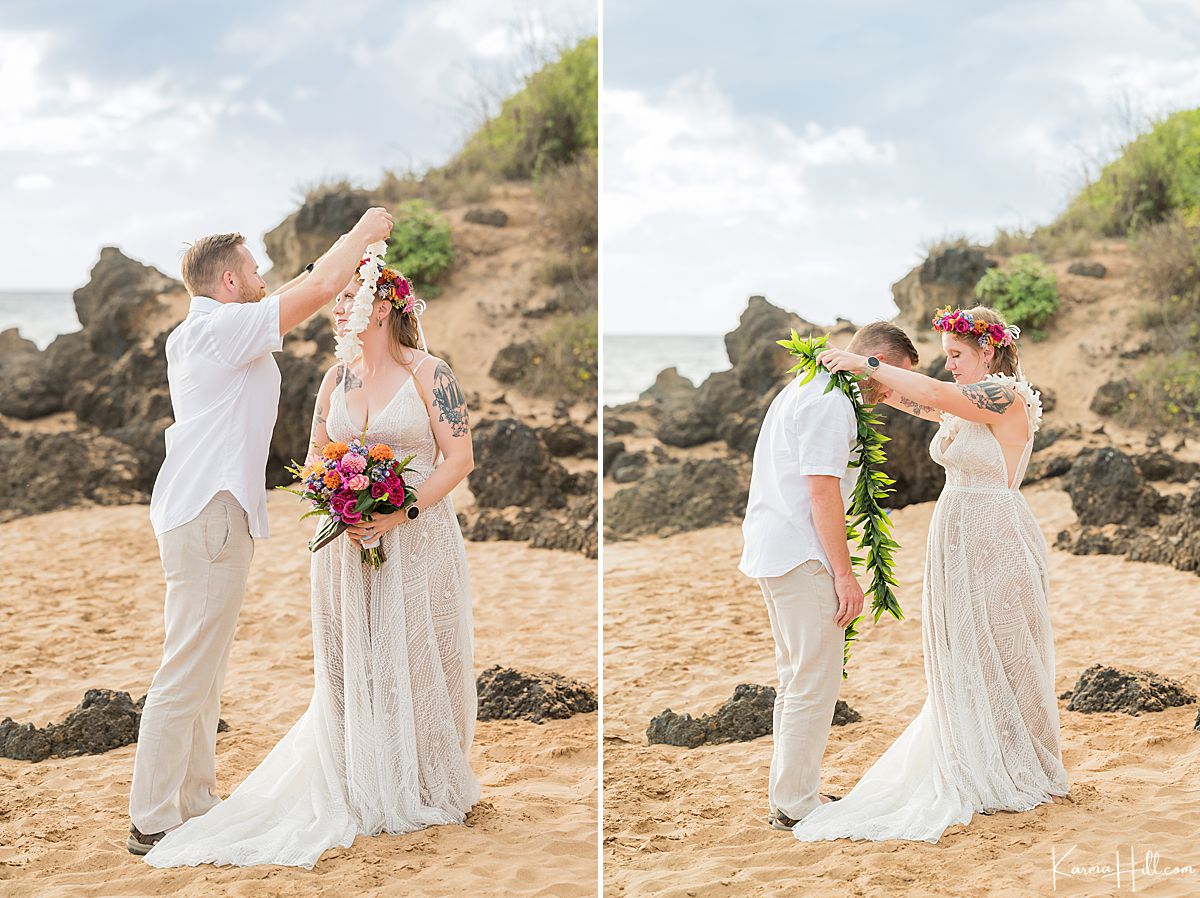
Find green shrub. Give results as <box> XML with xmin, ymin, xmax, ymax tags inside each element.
<box><xmin>1133</xmin><ymin>214</ymin><xmax>1200</xmax><ymax>315</ymax></box>
<box><xmin>1059</xmin><ymin>108</ymin><xmax>1200</xmax><ymax>236</ymax></box>
<box><xmin>973</xmin><ymin>254</ymin><xmax>1060</xmax><ymax>340</ymax></box>
<box><xmin>1124</xmin><ymin>351</ymin><xmax>1200</xmax><ymax>430</ymax></box>
<box><xmin>990</xmin><ymin>224</ymin><xmax>1093</xmax><ymax>260</ymax></box>
<box><xmin>450</xmin><ymin>36</ymin><xmax>598</xmax><ymax>181</ymax></box>
<box><xmin>384</xmin><ymin>200</ymin><xmax>454</xmax><ymax>296</ymax></box>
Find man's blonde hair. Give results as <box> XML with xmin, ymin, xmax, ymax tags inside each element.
<box><xmin>180</xmin><ymin>233</ymin><xmax>246</xmax><ymax>297</ymax></box>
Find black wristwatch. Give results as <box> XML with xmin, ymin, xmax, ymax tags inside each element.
<box><xmin>406</xmin><ymin>504</ymin><xmax>420</xmax><ymax>520</ymax></box>
<box><xmin>866</xmin><ymin>355</ymin><xmax>881</xmax><ymax>375</ymax></box>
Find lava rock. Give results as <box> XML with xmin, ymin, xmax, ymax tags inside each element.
<box><xmin>488</xmin><ymin>340</ymin><xmax>539</xmax><ymax>384</ymax></box>
<box><xmin>1065</xmin><ymin>664</ymin><xmax>1196</xmax><ymax>716</ymax></box>
<box><xmin>0</xmin><ymin>689</ymin><xmax>229</xmax><ymax>762</ymax></box>
<box><xmin>609</xmin><ymin>451</ymin><xmax>648</xmax><ymax>484</ymax></box>
<box><xmin>1090</xmin><ymin>379</ymin><xmax>1138</xmax><ymax>417</ymax></box>
<box><xmin>475</xmin><ymin>665</ymin><xmax>596</xmax><ymax>724</ymax></box>
<box><xmin>1067</xmin><ymin>260</ymin><xmax>1107</xmax><ymax>278</ymax></box>
<box><xmin>540</xmin><ymin>421</ymin><xmax>594</xmax><ymax>459</ymax></box>
<box><xmin>646</xmin><ymin>684</ymin><xmax>860</xmax><ymax>748</ymax></box>
<box><xmin>470</xmin><ymin>418</ymin><xmax>572</xmax><ymax>511</ymax></box>
<box><xmin>1064</xmin><ymin>447</ymin><xmax>1161</xmax><ymax>527</ymax></box>
<box><xmin>464</xmin><ymin>207</ymin><xmax>509</xmax><ymax>227</ymax></box>
<box><xmin>639</xmin><ymin>367</ymin><xmax>696</xmax><ymax>405</ymax></box>
<box><xmin>604</xmin><ymin>457</ymin><xmax>750</xmax><ymax>540</ymax></box>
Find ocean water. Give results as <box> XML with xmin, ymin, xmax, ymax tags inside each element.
<box><xmin>604</xmin><ymin>334</ymin><xmax>729</xmax><ymax>407</ymax></box>
<box><xmin>0</xmin><ymin>290</ymin><xmax>80</xmax><ymax>349</ymax></box>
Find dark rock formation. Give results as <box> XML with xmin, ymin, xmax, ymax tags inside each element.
<box><xmin>645</xmin><ymin>684</ymin><xmax>860</xmax><ymax>748</ymax></box>
<box><xmin>891</xmin><ymin>244</ymin><xmax>997</xmax><ymax>332</ymax></box>
<box><xmin>0</xmin><ymin>689</ymin><xmax>228</xmax><ymax>762</ymax></box>
<box><xmin>469</xmin><ymin>418</ymin><xmax>573</xmax><ymax>511</ymax></box>
<box><xmin>263</xmin><ymin>188</ymin><xmax>373</xmax><ymax>281</ymax></box>
<box><xmin>488</xmin><ymin>340</ymin><xmax>539</xmax><ymax>384</ymax></box>
<box><xmin>540</xmin><ymin>421</ymin><xmax>594</xmax><ymax>459</ymax></box>
<box><xmin>464</xmin><ymin>207</ymin><xmax>509</xmax><ymax>227</ymax></box>
<box><xmin>1067</xmin><ymin>260</ymin><xmax>1107</xmax><ymax>278</ymax></box>
<box><xmin>475</xmin><ymin>665</ymin><xmax>596</xmax><ymax>724</ymax></box>
<box><xmin>1063</xmin><ymin>447</ymin><xmax>1162</xmax><ymax>527</ymax></box>
<box><xmin>1063</xmin><ymin>665</ymin><xmax>1196</xmax><ymax>716</ymax></box>
<box><xmin>609</xmin><ymin>450</ymin><xmax>648</xmax><ymax>484</ymax></box>
<box><xmin>604</xmin><ymin>457</ymin><xmax>750</xmax><ymax>540</ymax></box>
<box><xmin>639</xmin><ymin>367</ymin><xmax>696</xmax><ymax>404</ymax></box>
<box><xmin>1090</xmin><ymin>379</ymin><xmax>1138</xmax><ymax>417</ymax></box>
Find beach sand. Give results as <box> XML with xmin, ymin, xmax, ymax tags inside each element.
<box><xmin>603</xmin><ymin>484</ymin><xmax>1200</xmax><ymax>897</ymax></box>
<box><xmin>0</xmin><ymin>490</ymin><xmax>598</xmax><ymax>897</ymax></box>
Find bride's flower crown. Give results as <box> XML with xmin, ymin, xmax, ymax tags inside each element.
<box><xmin>357</xmin><ymin>259</ymin><xmax>416</xmax><ymax>314</ymax></box>
<box><xmin>931</xmin><ymin>306</ymin><xmax>1020</xmax><ymax>349</ymax></box>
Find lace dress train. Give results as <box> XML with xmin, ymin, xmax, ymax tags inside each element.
<box><xmin>793</xmin><ymin>374</ymin><xmax>1069</xmax><ymax>844</ymax></box>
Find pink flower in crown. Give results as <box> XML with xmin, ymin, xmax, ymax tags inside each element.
<box><xmin>341</xmin><ymin>453</ymin><xmax>366</xmax><ymax>475</ymax></box>
<box><xmin>989</xmin><ymin>324</ymin><xmax>1006</xmax><ymax>344</ymax></box>
<box><xmin>347</xmin><ymin>474</ymin><xmax>370</xmax><ymax>491</ymax></box>
<box><xmin>397</xmin><ymin>277</ymin><xmax>411</xmax><ymax>297</ymax></box>
<box><xmin>954</xmin><ymin>318</ymin><xmax>970</xmax><ymax>334</ymax></box>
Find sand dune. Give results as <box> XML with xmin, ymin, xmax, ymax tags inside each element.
<box><xmin>0</xmin><ymin>490</ymin><xmax>597</xmax><ymax>897</ymax></box>
<box><xmin>603</xmin><ymin>485</ymin><xmax>1200</xmax><ymax>897</ymax></box>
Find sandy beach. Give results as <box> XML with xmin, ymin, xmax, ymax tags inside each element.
<box><xmin>0</xmin><ymin>490</ymin><xmax>598</xmax><ymax>897</ymax></box>
<box><xmin>603</xmin><ymin>484</ymin><xmax>1200</xmax><ymax>897</ymax></box>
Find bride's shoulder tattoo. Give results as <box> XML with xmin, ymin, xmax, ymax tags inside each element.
<box><xmin>341</xmin><ymin>364</ymin><xmax>362</xmax><ymax>393</ymax></box>
<box><xmin>431</xmin><ymin>360</ymin><xmax>470</xmax><ymax>438</ymax></box>
<box><xmin>960</xmin><ymin>381</ymin><xmax>1015</xmax><ymax>414</ymax></box>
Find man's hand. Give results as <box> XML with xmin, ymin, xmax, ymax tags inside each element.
<box><xmin>352</xmin><ymin>207</ymin><xmax>394</xmax><ymax>244</ymax></box>
<box><xmin>817</xmin><ymin>348</ymin><xmax>870</xmax><ymax>376</ymax></box>
<box><xmin>833</xmin><ymin>570</ymin><xmax>865</xmax><ymax>628</ymax></box>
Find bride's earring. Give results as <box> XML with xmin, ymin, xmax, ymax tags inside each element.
<box><xmin>377</xmin><ymin>318</ymin><xmax>383</xmax><ymax>328</ymax></box>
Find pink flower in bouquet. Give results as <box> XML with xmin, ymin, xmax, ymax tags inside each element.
<box><xmin>342</xmin><ymin>509</ymin><xmax>362</xmax><ymax>525</ymax></box>
<box><xmin>370</xmin><ymin>482</ymin><xmax>389</xmax><ymax>499</ymax></box>
<box><xmin>347</xmin><ymin>474</ymin><xmax>369</xmax><ymax>491</ymax></box>
<box><xmin>341</xmin><ymin>453</ymin><xmax>367</xmax><ymax>475</ymax></box>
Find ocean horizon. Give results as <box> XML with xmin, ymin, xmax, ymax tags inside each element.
<box><xmin>603</xmin><ymin>333</ymin><xmax>729</xmax><ymax>407</ymax></box>
<box><xmin>0</xmin><ymin>290</ymin><xmax>80</xmax><ymax>350</ymax></box>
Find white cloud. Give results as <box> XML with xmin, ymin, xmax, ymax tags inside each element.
<box><xmin>14</xmin><ymin>173</ymin><xmax>53</xmax><ymax>191</ymax></box>
<box><xmin>605</xmin><ymin>73</ymin><xmax>896</xmax><ymax>241</ymax></box>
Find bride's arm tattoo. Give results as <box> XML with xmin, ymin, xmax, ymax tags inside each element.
<box><xmin>898</xmin><ymin>395</ymin><xmax>939</xmax><ymax>416</ymax></box>
<box><xmin>432</xmin><ymin>361</ymin><xmax>470</xmax><ymax>438</ymax></box>
<box><xmin>960</xmin><ymin>381</ymin><xmax>1015</xmax><ymax>414</ymax></box>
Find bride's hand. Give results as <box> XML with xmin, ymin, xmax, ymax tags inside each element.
<box><xmin>817</xmin><ymin>348</ymin><xmax>870</xmax><ymax>375</ymax></box>
<box><xmin>346</xmin><ymin>510</ymin><xmax>404</xmax><ymax>546</ymax></box>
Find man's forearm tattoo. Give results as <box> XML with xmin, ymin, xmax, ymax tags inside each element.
<box><xmin>898</xmin><ymin>395</ymin><xmax>938</xmax><ymax>416</ymax></box>
<box><xmin>432</xmin><ymin>361</ymin><xmax>470</xmax><ymax>438</ymax></box>
<box><xmin>960</xmin><ymin>381</ymin><xmax>1015</xmax><ymax>414</ymax></box>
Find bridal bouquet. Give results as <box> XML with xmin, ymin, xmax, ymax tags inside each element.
<box><xmin>278</xmin><ymin>436</ymin><xmax>417</xmax><ymax>569</ymax></box>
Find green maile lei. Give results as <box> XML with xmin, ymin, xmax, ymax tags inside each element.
<box><xmin>776</xmin><ymin>331</ymin><xmax>905</xmax><ymax>678</ymax></box>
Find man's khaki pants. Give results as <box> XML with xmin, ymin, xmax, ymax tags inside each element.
<box><xmin>129</xmin><ymin>491</ymin><xmax>254</xmax><ymax>834</ymax></box>
<box><xmin>757</xmin><ymin>559</ymin><xmax>844</xmax><ymax>821</ymax></box>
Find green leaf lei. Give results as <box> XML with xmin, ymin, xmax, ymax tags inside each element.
<box><xmin>776</xmin><ymin>331</ymin><xmax>905</xmax><ymax>678</ymax></box>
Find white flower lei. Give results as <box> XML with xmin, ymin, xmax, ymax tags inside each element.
<box><xmin>334</xmin><ymin>239</ymin><xmax>388</xmax><ymax>365</ymax></box>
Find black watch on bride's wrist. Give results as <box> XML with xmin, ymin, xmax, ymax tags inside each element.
<box><xmin>866</xmin><ymin>355</ymin><xmax>881</xmax><ymax>375</ymax></box>
<box><xmin>406</xmin><ymin>504</ymin><xmax>420</xmax><ymax>520</ymax></box>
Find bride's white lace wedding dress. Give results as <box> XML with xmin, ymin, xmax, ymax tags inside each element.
<box><xmin>793</xmin><ymin>373</ymin><xmax>1069</xmax><ymax>844</ymax></box>
<box><xmin>146</xmin><ymin>369</ymin><xmax>479</xmax><ymax>868</ymax></box>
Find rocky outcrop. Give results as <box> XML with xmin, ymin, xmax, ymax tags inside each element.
<box><xmin>1067</xmin><ymin>260</ymin><xmax>1107</xmax><ymax>278</ymax></box>
<box><xmin>470</xmin><ymin>418</ymin><xmax>574</xmax><ymax>511</ymax></box>
<box><xmin>263</xmin><ymin>188</ymin><xmax>374</xmax><ymax>283</ymax></box>
<box><xmin>475</xmin><ymin>665</ymin><xmax>597</xmax><ymax>724</ymax></box>
<box><xmin>464</xmin><ymin>207</ymin><xmax>509</xmax><ymax>227</ymax></box>
<box><xmin>0</xmin><ymin>689</ymin><xmax>228</xmax><ymax>762</ymax></box>
<box><xmin>891</xmin><ymin>243</ymin><xmax>997</xmax><ymax>333</ymax></box>
<box><xmin>605</xmin><ymin>457</ymin><xmax>751</xmax><ymax>540</ymax></box>
<box><xmin>1063</xmin><ymin>447</ymin><xmax>1164</xmax><ymax>527</ymax></box>
<box><xmin>1061</xmin><ymin>665</ymin><xmax>1196</xmax><ymax>716</ymax></box>
<box><xmin>645</xmin><ymin>684</ymin><xmax>860</xmax><ymax>748</ymax></box>
<box><xmin>1090</xmin><ymin>378</ymin><xmax>1138</xmax><ymax>417</ymax></box>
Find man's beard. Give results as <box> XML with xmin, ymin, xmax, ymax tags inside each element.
<box><xmin>238</xmin><ymin>282</ymin><xmax>266</xmax><ymax>303</ymax></box>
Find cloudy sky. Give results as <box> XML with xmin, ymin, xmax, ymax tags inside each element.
<box><xmin>0</xmin><ymin>0</ymin><xmax>595</xmax><ymax>289</ymax></box>
<box><xmin>603</xmin><ymin>0</ymin><xmax>1200</xmax><ymax>335</ymax></box>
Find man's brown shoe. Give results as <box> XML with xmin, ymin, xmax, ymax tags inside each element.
<box><xmin>127</xmin><ymin>824</ymin><xmax>166</xmax><ymax>856</ymax></box>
